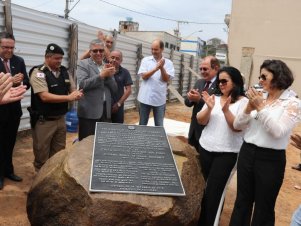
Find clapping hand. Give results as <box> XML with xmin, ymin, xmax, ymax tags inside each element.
<box><xmin>100</xmin><ymin>64</ymin><xmax>116</xmax><ymax>78</ymax></box>
<box><xmin>202</xmin><ymin>91</ymin><xmax>215</xmax><ymax>109</ymax></box>
<box><xmin>156</xmin><ymin>58</ymin><xmax>165</xmax><ymax>70</ymax></box>
<box><xmin>222</xmin><ymin>96</ymin><xmax>232</xmax><ymax>113</ymax></box>
<box><xmin>12</xmin><ymin>73</ymin><xmax>24</xmax><ymax>86</ymax></box>
<box><xmin>1</xmin><ymin>84</ymin><xmax>26</xmax><ymax>104</ymax></box>
<box><xmin>0</xmin><ymin>73</ymin><xmax>13</xmax><ymax>100</ymax></box>
<box><xmin>245</xmin><ymin>87</ymin><xmax>264</xmax><ymax>113</ymax></box>
<box><xmin>187</xmin><ymin>89</ymin><xmax>201</xmax><ymax>102</ymax></box>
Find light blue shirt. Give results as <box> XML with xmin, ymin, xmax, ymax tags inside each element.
<box><xmin>137</xmin><ymin>56</ymin><xmax>175</xmax><ymax>106</ymax></box>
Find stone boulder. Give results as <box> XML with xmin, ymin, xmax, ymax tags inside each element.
<box><xmin>27</xmin><ymin>136</ymin><xmax>205</xmax><ymax>226</ymax></box>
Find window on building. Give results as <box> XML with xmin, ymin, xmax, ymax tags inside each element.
<box><xmin>165</xmin><ymin>42</ymin><xmax>169</xmax><ymax>48</ymax></box>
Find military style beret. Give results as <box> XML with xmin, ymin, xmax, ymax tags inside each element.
<box><xmin>45</xmin><ymin>43</ymin><xmax>64</xmax><ymax>55</ymax></box>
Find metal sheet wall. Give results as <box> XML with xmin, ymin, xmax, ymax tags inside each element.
<box><xmin>1</xmin><ymin>3</ymin><xmax>200</xmax><ymax>131</ymax></box>
<box><xmin>0</xmin><ymin>2</ymin><xmax>4</xmax><ymax>31</ymax></box>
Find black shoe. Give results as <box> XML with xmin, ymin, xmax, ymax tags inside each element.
<box><xmin>5</xmin><ymin>174</ymin><xmax>23</xmax><ymax>182</ymax></box>
<box><xmin>0</xmin><ymin>178</ymin><xmax>3</xmax><ymax>189</ymax></box>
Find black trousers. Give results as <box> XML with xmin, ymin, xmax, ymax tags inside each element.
<box><xmin>111</xmin><ymin>106</ymin><xmax>124</xmax><ymax>124</ymax></box>
<box><xmin>0</xmin><ymin>117</ymin><xmax>20</xmax><ymax>178</ymax></box>
<box><xmin>229</xmin><ymin>141</ymin><xmax>286</xmax><ymax>226</ymax></box>
<box><xmin>198</xmin><ymin>145</ymin><xmax>238</xmax><ymax>226</ymax></box>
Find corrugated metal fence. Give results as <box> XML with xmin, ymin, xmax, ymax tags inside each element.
<box><xmin>0</xmin><ymin>2</ymin><xmax>200</xmax><ymax>131</ymax></box>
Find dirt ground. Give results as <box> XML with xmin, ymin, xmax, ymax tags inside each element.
<box><xmin>0</xmin><ymin>102</ymin><xmax>300</xmax><ymax>226</ymax></box>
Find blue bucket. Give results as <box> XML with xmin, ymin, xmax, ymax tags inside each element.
<box><xmin>65</xmin><ymin>108</ymin><xmax>78</xmax><ymax>133</ymax></box>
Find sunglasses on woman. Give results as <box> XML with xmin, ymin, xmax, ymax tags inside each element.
<box><xmin>218</xmin><ymin>79</ymin><xmax>228</xmax><ymax>85</ymax></box>
<box><xmin>258</xmin><ymin>74</ymin><xmax>267</xmax><ymax>81</ymax></box>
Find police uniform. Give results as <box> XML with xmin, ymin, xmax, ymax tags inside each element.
<box><xmin>29</xmin><ymin>43</ymin><xmax>76</xmax><ymax>170</ymax></box>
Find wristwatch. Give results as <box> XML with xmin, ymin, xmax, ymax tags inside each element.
<box><xmin>117</xmin><ymin>102</ymin><xmax>121</xmax><ymax>107</ymax></box>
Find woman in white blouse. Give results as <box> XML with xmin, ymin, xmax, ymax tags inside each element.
<box><xmin>230</xmin><ymin>59</ymin><xmax>301</xmax><ymax>226</ymax></box>
<box><xmin>196</xmin><ymin>66</ymin><xmax>248</xmax><ymax>226</ymax></box>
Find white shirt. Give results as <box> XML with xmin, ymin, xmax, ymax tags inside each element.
<box><xmin>234</xmin><ymin>89</ymin><xmax>301</xmax><ymax>150</ymax></box>
<box><xmin>199</xmin><ymin>96</ymin><xmax>249</xmax><ymax>153</ymax></box>
<box><xmin>137</xmin><ymin>56</ymin><xmax>175</xmax><ymax>106</ymax></box>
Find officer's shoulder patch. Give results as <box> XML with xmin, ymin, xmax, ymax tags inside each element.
<box><xmin>36</xmin><ymin>72</ymin><xmax>45</xmax><ymax>78</ymax></box>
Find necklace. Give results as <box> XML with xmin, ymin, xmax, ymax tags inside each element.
<box><xmin>264</xmin><ymin>98</ymin><xmax>278</xmax><ymax>106</ymax></box>
<box><xmin>264</xmin><ymin>90</ymin><xmax>284</xmax><ymax>106</ymax></box>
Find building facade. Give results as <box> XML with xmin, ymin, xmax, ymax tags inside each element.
<box><xmin>180</xmin><ymin>37</ymin><xmax>205</xmax><ymax>57</ymax></box>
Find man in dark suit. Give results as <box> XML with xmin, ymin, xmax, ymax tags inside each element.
<box><xmin>0</xmin><ymin>32</ymin><xmax>30</xmax><ymax>189</ymax></box>
<box><xmin>185</xmin><ymin>56</ymin><xmax>220</xmax><ymax>151</ymax></box>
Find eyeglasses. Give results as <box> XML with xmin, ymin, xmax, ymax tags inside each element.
<box><xmin>199</xmin><ymin>67</ymin><xmax>209</xmax><ymax>72</ymax></box>
<box><xmin>0</xmin><ymin>46</ymin><xmax>15</xmax><ymax>50</ymax></box>
<box><xmin>91</xmin><ymin>49</ymin><xmax>104</xmax><ymax>53</ymax></box>
<box><xmin>258</xmin><ymin>74</ymin><xmax>267</xmax><ymax>81</ymax></box>
<box><xmin>106</xmin><ymin>41</ymin><xmax>113</xmax><ymax>44</ymax></box>
<box><xmin>218</xmin><ymin>79</ymin><xmax>228</xmax><ymax>85</ymax></box>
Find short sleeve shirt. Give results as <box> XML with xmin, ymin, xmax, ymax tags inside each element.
<box><xmin>30</xmin><ymin>65</ymin><xmax>76</xmax><ymax>94</ymax></box>
<box><xmin>137</xmin><ymin>56</ymin><xmax>175</xmax><ymax>106</ymax></box>
<box><xmin>112</xmin><ymin>66</ymin><xmax>133</xmax><ymax>103</ymax></box>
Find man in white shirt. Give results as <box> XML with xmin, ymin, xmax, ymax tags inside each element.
<box><xmin>137</xmin><ymin>39</ymin><xmax>175</xmax><ymax>126</ymax></box>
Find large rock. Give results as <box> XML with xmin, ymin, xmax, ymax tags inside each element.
<box><xmin>27</xmin><ymin>136</ymin><xmax>204</xmax><ymax>226</ymax></box>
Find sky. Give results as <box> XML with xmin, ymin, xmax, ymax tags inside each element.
<box><xmin>11</xmin><ymin>0</ymin><xmax>232</xmax><ymax>43</ymax></box>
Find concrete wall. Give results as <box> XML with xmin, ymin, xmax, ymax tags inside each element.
<box><xmin>228</xmin><ymin>0</ymin><xmax>301</xmax><ymax>95</ymax></box>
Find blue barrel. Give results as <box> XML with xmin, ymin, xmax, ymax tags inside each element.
<box><xmin>65</xmin><ymin>108</ymin><xmax>79</xmax><ymax>133</ymax></box>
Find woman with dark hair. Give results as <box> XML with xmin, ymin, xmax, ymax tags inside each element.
<box><xmin>230</xmin><ymin>59</ymin><xmax>301</xmax><ymax>226</ymax></box>
<box><xmin>196</xmin><ymin>66</ymin><xmax>248</xmax><ymax>226</ymax></box>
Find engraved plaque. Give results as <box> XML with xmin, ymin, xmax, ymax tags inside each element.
<box><xmin>89</xmin><ymin>122</ymin><xmax>185</xmax><ymax>196</ymax></box>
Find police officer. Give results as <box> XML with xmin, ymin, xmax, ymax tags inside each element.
<box><xmin>29</xmin><ymin>43</ymin><xmax>83</xmax><ymax>170</ymax></box>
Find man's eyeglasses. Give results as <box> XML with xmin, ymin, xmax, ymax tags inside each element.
<box><xmin>0</xmin><ymin>46</ymin><xmax>15</xmax><ymax>50</ymax></box>
<box><xmin>199</xmin><ymin>67</ymin><xmax>209</xmax><ymax>72</ymax></box>
<box><xmin>218</xmin><ymin>79</ymin><xmax>228</xmax><ymax>85</ymax></box>
<box><xmin>258</xmin><ymin>74</ymin><xmax>267</xmax><ymax>81</ymax></box>
<box><xmin>91</xmin><ymin>49</ymin><xmax>104</xmax><ymax>53</ymax></box>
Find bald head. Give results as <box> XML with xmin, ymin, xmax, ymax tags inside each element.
<box><xmin>151</xmin><ymin>39</ymin><xmax>164</xmax><ymax>60</ymax></box>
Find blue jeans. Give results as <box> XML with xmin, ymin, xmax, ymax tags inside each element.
<box><xmin>291</xmin><ymin>205</ymin><xmax>301</xmax><ymax>226</ymax></box>
<box><xmin>139</xmin><ymin>102</ymin><xmax>165</xmax><ymax>126</ymax></box>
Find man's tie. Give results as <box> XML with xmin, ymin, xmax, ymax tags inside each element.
<box><xmin>3</xmin><ymin>59</ymin><xmax>11</xmax><ymax>73</ymax></box>
<box><xmin>203</xmin><ymin>81</ymin><xmax>211</xmax><ymax>91</ymax></box>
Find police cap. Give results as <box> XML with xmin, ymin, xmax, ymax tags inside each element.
<box><xmin>45</xmin><ymin>43</ymin><xmax>64</xmax><ymax>55</ymax></box>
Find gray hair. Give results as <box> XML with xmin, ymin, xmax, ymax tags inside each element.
<box><xmin>89</xmin><ymin>39</ymin><xmax>104</xmax><ymax>49</ymax></box>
